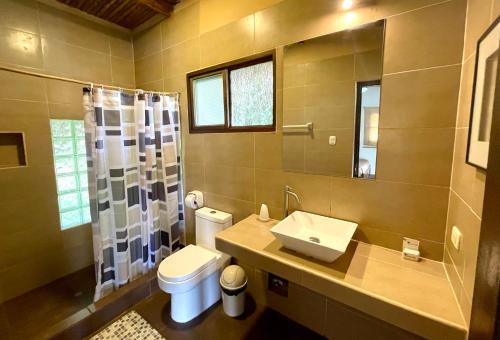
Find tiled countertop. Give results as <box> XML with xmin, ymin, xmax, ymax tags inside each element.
<box><xmin>215</xmin><ymin>215</ymin><xmax>467</xmax><ymax>340</ymax></box>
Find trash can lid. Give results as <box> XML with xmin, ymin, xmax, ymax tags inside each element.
<box><xmin>220</xmin><ymin>265</ymin><xmax>247</xmax><ymax>289</ymax></box>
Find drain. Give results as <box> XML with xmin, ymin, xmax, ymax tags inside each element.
<box><xmin>309</xmin><ymin>236</ymin><xmax>320</xmax><ymax>243</ymax></box>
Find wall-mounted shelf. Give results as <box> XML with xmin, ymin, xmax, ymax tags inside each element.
<box><xmin>0</xmin><ymin>132</ymin><xmax>27</xmax><ymax>169</ymax></box>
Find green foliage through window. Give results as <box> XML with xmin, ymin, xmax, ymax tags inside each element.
<box><xmin>188</xmin><ymin>53</ymin><xmax>275</xmax><ymax>132</ymax></box>
<box><xmin>50</xmin><ymin>119</ymin><xmax>91</xmax><ymax>230</ymax></box>
<box><xmin>231</xmin><ymin>61</ymin><xmax>274</xmax><ymax>127</ymax></box>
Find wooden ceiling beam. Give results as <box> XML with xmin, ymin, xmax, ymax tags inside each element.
<box><xmin>110</xmin><ymin>2</ymin><xmax>140</xmax><ymax>24</ymax></box>
<box><xmin>119</xmin><ymin>6</ymin><xmax>151</xmax><ymax>28</ymax></box>
<box><xmin>105</xmin><ymin>0</ymin><xmax>134</xmax><ymax>21</ymax></box>
<box><xmin>136</xmin><ymin>0</ymin><xmax>173</xmax><ymax>16</ymax></box>
<box><xmin>93</xmin><ymin>0</ymin><xmax>119</xmax><ymax>17</ymax></box>
<box><xmin>53</xmin><ymin>0</ymin><xmax>177</xmax><ymax>30</ymax></box>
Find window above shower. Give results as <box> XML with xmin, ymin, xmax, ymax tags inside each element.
<box><xmin>50</xmin><ymin>119</ymin><xmax>91</xmax><ymax>230</ymax></box>
<box><xmin>187</xmin><ymin>52</ymin><xmax>276</xmax><ymax>133</ymax></box>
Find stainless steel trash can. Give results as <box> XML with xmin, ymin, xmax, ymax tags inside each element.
<box><xmin>220</xmin><ymin>265</ymin><xmax>247</xmax><ymax>317</ymax></box>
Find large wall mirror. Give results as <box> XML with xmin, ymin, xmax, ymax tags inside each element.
<box><xmin>282</xmin><ymin>20</ymin><xmax>385</xmax><ymax>179</ymax></box>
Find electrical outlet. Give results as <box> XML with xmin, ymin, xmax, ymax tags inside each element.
<box><xmin>268</xmin><ymin>273</ymin><xmax>288</xmax><ymax>297</ymax></box>
<box><xmin>451</xmin><ymin>226</ymin><xmax>462</xmax><ymax>250</ymax></box>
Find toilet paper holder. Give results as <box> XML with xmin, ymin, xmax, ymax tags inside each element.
<box><xmin>185</xmin><ymin>191</ymin><xmax>204</xmax><ymax>209</ymax></box>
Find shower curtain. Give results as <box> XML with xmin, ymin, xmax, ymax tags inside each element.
<box><xmin>83</xmin><ymin>88</ymin><xmax>184</xmax><ymax>301</ymax></box>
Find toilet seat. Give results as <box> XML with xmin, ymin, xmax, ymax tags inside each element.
<box><xmin>157</xmin><ymin>244</ymin><xmax>228</xmax><ymax>295</ymax></box>
<box><xmin>158</xmin><ymin>244</ymin><xmax>217</xmax><ymax>283</ymax></box>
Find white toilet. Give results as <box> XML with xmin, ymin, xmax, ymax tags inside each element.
<box><xmin>157</xmin><ymin>207</ymin><xmax>232</xmax><ymax>323</ymax></box>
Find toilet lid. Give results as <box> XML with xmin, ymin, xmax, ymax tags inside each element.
<box><xmin>158</xmin><ymin>244</ymin><xmax>217</xmax><ymax>282</ymax></box>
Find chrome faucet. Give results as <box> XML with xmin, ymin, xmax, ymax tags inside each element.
<box><xmin>283</xmin><ymin>185</ymin><xmax>301</xmax><ymax>218</ymax></box>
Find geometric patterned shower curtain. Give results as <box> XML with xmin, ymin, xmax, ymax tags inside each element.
<box><xmin>83</xmin><ymin>88</ymin><xmax>184</xmax><ymax>301</ymax></box>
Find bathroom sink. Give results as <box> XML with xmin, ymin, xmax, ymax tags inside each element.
<box><xmin>270</xmin><ymin>211</ymin><xmax>358</xmax><ymax>262</ymax></box>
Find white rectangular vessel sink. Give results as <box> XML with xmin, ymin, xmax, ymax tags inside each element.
<box><xmin>270</xmin><ymin>211</ymin><xmax>358</xmax><ymax>262</ymax></box>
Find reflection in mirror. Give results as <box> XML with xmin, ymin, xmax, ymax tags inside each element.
<box><xmin>354</xmin><ymin>81</ymin><xmax>380</xmax><ymax>178</ymax></box>
<box><xmin>282</xmin><ymin>20</ymin><xmax>384</xmax><ymax>179</ymax></box>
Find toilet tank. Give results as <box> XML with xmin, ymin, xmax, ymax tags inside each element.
<box><xmin>195</xmin><ymin>207</ymin><xmax>233</xmax><ymax>250</ymax></box>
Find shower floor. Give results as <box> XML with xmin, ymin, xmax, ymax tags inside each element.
<box><xmin>0</xmin><ymin>265</ymin><xmax>95</xmax><ymax>339</ymax></box>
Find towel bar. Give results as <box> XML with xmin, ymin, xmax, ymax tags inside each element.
<box><xmin>282</xmin><ymin>122</ymin><xmax>313</xmax><ymax>131</ymax></box>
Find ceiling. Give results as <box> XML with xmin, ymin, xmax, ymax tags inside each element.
<box><xmin>55</xmin><ymin>0</ymin><xmax>180</xmax><ymax>29</ymax></box>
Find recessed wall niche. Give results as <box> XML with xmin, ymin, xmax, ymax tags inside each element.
<box><xmin>0</xmin><ymin>132</ymin><xmax>27</xmax><ymax>168</ymax></box>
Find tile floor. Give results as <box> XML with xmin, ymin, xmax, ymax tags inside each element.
<box><xmin>1</xmin><ymin>265</ymin><xmax>325</xmax><ymax>340</ymax></box>
<box><xmin>0</xmin><ymin>265</ymin><xmax>95</xmax><ymax>339</ymax></box>
<box><xmin>95</xmin><ymin>291</ymin><xmax>326</xmax><ymax>340</ymax></box>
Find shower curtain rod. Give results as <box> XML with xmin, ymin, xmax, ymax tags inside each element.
<box><xmin>0</xmin><ymin>65</ymin><xmax>179</xmax><ymax>95</ymax></box>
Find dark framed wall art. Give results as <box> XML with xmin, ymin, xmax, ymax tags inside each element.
<box><xmin>467</xmin><ymin>16</ymin><xmax>500</xmax><ymax>170</ymax></box>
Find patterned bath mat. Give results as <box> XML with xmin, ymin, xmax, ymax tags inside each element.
<box><xmin>89</xmin><ymin>310</ymin><xmax>165</xmax><ymax>340</ymax></box>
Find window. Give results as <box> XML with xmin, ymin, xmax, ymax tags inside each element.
<box><xmin>50</xmin><ymin>119</ymin><xmax>91</xmax><ymax>229</ymax></box>
<box><xmin>192</xmin><ymin>71</ymin><xmax>226</xmax><ymax>127</ymax></box>
<box><xmin>187</xmin><ymin>52</ymin><xmax>275</xmax><ymax>133</ymax></box>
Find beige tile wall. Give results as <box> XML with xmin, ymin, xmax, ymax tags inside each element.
<box><xmin>282</xmin><ymin>23</ymin><xmax>383</xmax><ymax>176</ymax></box>
<box><xmin>199</xmin><ymin>0</ymin><xmax>283</xmax><ymax>33</ymax></box>
<box><xmin>0</xmin><ymin>0</ymin><xmax>483</xmax><ymax>322</ymax></box>
<box><xmin>0</xmin><ymin>0</ymin><xmax>135</xmax><ymax>303</ymax></box>
<box><xmin>134</xmin><ymin>0</ymin><xmax>467</xmax><ymax>259</ymax></box>
<box><xmin>444</xmin><ymin>0</ymin><xmax>499</xmax><ymax>326</ymax></box>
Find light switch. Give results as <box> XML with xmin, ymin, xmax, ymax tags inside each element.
<box><xmin>451</xmin><ymin>226</ymin><xmax>462</xmax><ymax>250</ymax></box>
<box><xmin>329</xmin><ymin>136</ymin><xmax>337</xmax><ymax>145</ymax></box>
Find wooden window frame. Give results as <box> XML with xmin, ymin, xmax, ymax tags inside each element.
<box><xmin>188</xmin><ymin>69</ymin><xmax>229</xmax><ymax>132</ymax></box>
<box><xmin>187</xmin><ymin>50</ymin><xmax>276</xmax><ymax>133</ymax></box>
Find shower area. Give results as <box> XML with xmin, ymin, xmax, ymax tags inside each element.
<box><xmin>0</xmin><ymin>1</ymin><xmax>184</xmax><ymax>338</ymax></box>
<box><xmin>0</xmin><ymin>80</ymin><xmax>184</xmax><ymax>339</ymax></box>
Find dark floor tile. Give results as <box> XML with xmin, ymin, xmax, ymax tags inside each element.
<box><xmin>150</xmin><ymin>276</ymin><xmax>160</xmax><ymax>294</ymax></box>
<box><xmin>39</xmin><ymin>307</ymin><xmax>91</xmax><ymax>339</ymax></box>
<box><xmin>133</xmin><ymin>291</ymin><xmax>325</xmax><ymax>340</ymax></box>
<box><xmin>93</xmin><ymin>273</ymin><xmax>151</xmax><ymax>310</ymax></box>
<box><xmin>135</xmin><ymin>293</ymin><xmax>206</xmax><ymax>340</ymax></box>
<box><xmin>0</xmin><ymin>305</ymin><xmax>12</xmax><ymax>340</ymax></box>
<box><xmin>240</xmin><ymin>308</ymin><xmax>325</xmax><ymax>340</ymax></box>
<box><xmin>63</xmin><ymin>265</ymin><xmax>95</xmax><ymax>305</ymax></box>
<box><xmin>6</xmin><ymin>265</ymin><xmax>324</xmax><ymax>340</ymax></box>
<box><xmin>53</xmin><ymin>279</ymin><xmax>151</xmax><ymax>340</ymax></box>
<box><xmin>1</xmin><ymin>265</ymin><xmax>94</xmax><ymax>340</ymax></box>
<box><xmin>133</xmin><ymin>292</ymin><xmax>170</xmax><ymax>329</ymax></box>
